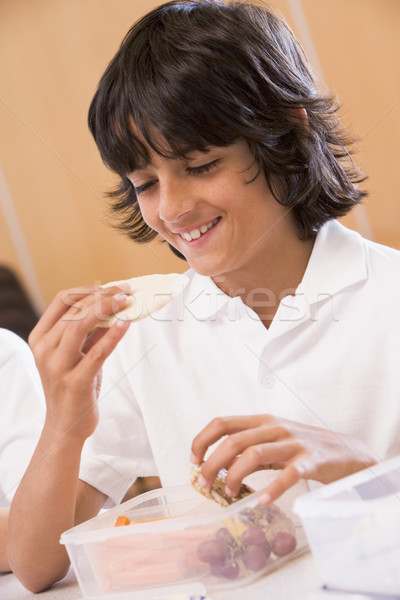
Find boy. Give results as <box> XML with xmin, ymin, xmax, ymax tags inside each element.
<box><xmin>9</xmin><ymin>0</ymin><xmax>400</xmax><ymax>591</ymax></box>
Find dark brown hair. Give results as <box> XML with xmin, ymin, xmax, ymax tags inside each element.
<box><xmin>88</xmin><ymin>0</ymin><xmax>366</xmax><ymax>254</ymax></box>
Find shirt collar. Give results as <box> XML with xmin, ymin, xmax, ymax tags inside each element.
<box><xmin>297</xmin><ymin>219</ymin><xmax>367</xmax><ymax>305</ymax></box>
<box><xmin>182</xmin><ymin>270</ymin><xmax>231</xmax><ymax>320</ymax></box>
<box><xmin>183</xmin><ymin>219</ymin><xmax>368</xmax><ymax>320</ymax></box>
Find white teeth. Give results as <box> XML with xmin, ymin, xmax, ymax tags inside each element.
<box><xmin>190</xmin><ymin>229</ymin><xmax>201</xmax><ymax>239</ymax></box>
<box><xmin>180</xmin><ymin>219</ymin><xmax>217</xmax><ymax>242</ymax></box>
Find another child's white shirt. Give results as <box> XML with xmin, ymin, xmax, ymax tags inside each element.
<box><xmin>0</xmin><ymin>329</ymin><xmax>45</xmax><ymax>506</ymax></box>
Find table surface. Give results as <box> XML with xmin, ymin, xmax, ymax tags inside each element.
<box><xmin>0</xmin><ymin>552</ymin><xmax>331</xmax><ymax>600</ymax></box>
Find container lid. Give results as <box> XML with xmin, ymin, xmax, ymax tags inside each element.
<box><xmin>293</xmin><ymin>455</ymin><xmax>400</xmax><ymax>517</ymax></box>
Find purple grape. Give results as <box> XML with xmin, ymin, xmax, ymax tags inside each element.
<box><xmin>210</xmin><ymin>560</ymin><xmax>240</xmax><ymax>579</ymax></box>
<box><xmin>242</xmin><ymin>544</ymin><xmax>269</xmax><ymax>571</ymax></box>
<box><xmin>197</xmin><ymin>538</ymin><xmax>227</xmax><ymax>565</ymax></box>
<box><xmin>215</xmin><ymin>527</ymin><xmax>235</xmax><ymax>546</ymax></box>
<box><xmin>271</xmin><ymin>532</ymin><xmax>297</xmax><ymax>557</ymax></box>
<box><xmin>241</xmin><ymin>526</ymin><xmax>271</xmax><ymax>559</ymax></box>
<box><xmin>241</xmin><ymin>526</ymin><xmax>266</xmax><ymax>546</ymax></box>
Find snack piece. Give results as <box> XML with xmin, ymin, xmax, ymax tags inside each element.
<box><xmin>190</xmin><ymin>466</ymin><xmax>254</xmax><ymax>507</ymax></box>
<box><xmin>98</xmin><ymin>273</ymin><xmax>188</xmax><ymax>327</ymax></box>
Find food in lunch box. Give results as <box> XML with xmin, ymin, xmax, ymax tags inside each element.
<box><xmin>106</xmin><ymin>499</ymin><xmax>298</xmax><ymax>589</ymax></box>
<box><xmin>114</xmin><ymin>515</ymin><xmax>131</xmax><ymax>527</ymax></box>
<box><xmin>97</xmin><ymin>273</ymin><xmax>188</xmax><ymax>326</ymax></box>
<box><xmin>190</xmin><ymin>466</ymin><xmax>254</xmax><ymax>507</ymax></box>
<box><xmin>196</xmin><ymin>502</ymin><xmax>297</xmax><ymax>579</ymax></box>
<box><xmin>113</xmin><ymin>515</ymin><xmax>171</xmax><ymax>526</ymax></box>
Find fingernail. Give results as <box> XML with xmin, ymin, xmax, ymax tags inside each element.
<box><xmin>198</xmin><ymin>475</ymin><xmax>208</xmax><ymax>489</ymax></box>
<box><xmin>116</xmin><ymin>293</ymin><xmax>129</xmax><ymax>303</ymax></box>
<box><xmin>190</xmin><ymin>452</ymin><xmax>198</xmax><ymax>464</ymax></box>
<box><xmin>225</xmin><ymin>486</ymin><xmax>234</xmax><ymax>497</ymax></box>
<box><xmin>259</xmin><ymin>492</ymin><xmax>272</xmax><ymax>505</ymax></box>
<box><xmin>115</xmin><ymin>318</ymin><xmax>130</xmax><ymax>329</ymax></box>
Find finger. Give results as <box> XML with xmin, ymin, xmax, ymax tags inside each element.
<box><xmin>222</xmin><ymin>441</ymin><xmax>300</xmax><ymax>497</ymax></box>
<box><xmin>82</xmin><ymin>287</ymin><xmax>135</xmax><ymax>352</ymax></box>
<box><xmin>198</xmin><ymin>426</ymin><xmax>284</xmax><ymax>488</ymax></box>
<box><xmin>31</xmin><ymin>283</ymin><xmax>133</xmax><ymax>345</ymax></box>
<box><xmin>74</xmin><ymin>318</ymin><xmax>131</xmax><ymax>380</ymax></box>
<box><xmin>32</xmin><ymin>291</ymin><xmax>130</xmax><ymax>377</ymax></box>
<box><xmin>191</xmin><ymin>415</ymin><xmax>270</xmax><ymax>463</ymax></box>
<box><xmin>258</xmin><ymin>463</ymin><xmax>305</xmax><ymax>504</ymax></box>
<box><xmin>29</xmin><ymin>286</ymin><xmax>100</xmax><ymax>346</ymax></box>
<box><xmin>30</xmin><ymin>288</ymin><xmax>108</xmax><ymax>371</ymax></box>
<box><xmin>60</xmin><ymin>285</ymin><xmax>132</xmax><ymax>329</ymax></box>
<box><xmin>82</xmin><ymin>327</ymin><xmax>108</xmax><ymax>354</ymax></box>
<box><xmin>58</xmin><ymin>292</ymin><xmax>131</xmax><ymax>359</ymax></box>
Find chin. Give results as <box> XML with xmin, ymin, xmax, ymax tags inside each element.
<box><xmin>186</xmin><ymin>260</ymin><xmax>227</xmax><ymax>280</ymax></box>
<box><xmin>184</xmin><ymin>259</ymin><xmax>210</xmax><ymax>277</ymax></box>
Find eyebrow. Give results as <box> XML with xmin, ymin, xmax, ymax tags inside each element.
<box><xmin>130</xmin><ymin>162</ymin><xmax>150</xmax><ymax>173</ymax></box>
<box><xmin>129</xmin><ymin>147</ymin><xmax>216</xmax><ymax>175</ymax></box>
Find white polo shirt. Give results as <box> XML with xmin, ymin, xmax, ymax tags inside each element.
<box><xmin>79</xmin><ymin>220</ymin><xmax>400</xmax><ymax>505</ymax></box>
<box><xmin>0</xmin><ymin>329</ymin><xmax>45</xmax><ymax>506</ymax></box>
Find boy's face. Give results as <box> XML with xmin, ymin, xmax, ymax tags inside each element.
<box><xmin>127</xmin><ymin>138</ymin><xmax>297</xmax><ymax>286</ymax></box>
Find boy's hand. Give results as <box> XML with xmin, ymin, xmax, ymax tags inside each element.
<box><xmin>191</xmin><ymin>414</ymin><xmax>379</xmax><ymax>503</ymax></box>
<box><xmin>29</xmin><ymin>284</ymin><xmax>131</xmax><ymax>441</ymax></box>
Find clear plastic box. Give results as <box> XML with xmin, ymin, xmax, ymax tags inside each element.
<box><xmin>293</xmin><ymin>455</ymin><xmax>400</xmax><ymax>596</ymax></box>
<box><xmin>61</xmin><ymin>479</ymin><xmax>308</xmax><ymax>599</ymax></box>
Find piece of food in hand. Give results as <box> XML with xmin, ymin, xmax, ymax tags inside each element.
<box><xmin>97</xmin><ymin>273</ymin><xmax>188</xmax><ymax>327</ymax></box>
<box><xmin>190</xmin><ymin>465</ymin><xmax>255</xmax><ymax>507</ymax></box>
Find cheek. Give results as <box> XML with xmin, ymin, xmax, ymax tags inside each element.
<box><xmin>137</xmin><ymin>200</ymin><xmax>160</xmax><ymax>230</ymax></box>
<box><xmin>138</xmin><ymin>204</ymin><xmax>173</xmax><ymax>242</ymax></box>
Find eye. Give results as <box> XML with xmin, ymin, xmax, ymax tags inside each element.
<box><xmin>134</xmin><ymin>179</ymin><xmax>158</xmax><ymax>196</ymax></box>
<box><xmin>187</xmin><ymin>160</ymin><xmax>219</xmax><ymax>175</ymax></box>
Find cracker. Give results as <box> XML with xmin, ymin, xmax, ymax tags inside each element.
<box><xmin>97</xmin><ymin>273</ymin><xmax>188</xmax><ymax>327</ymax></box>
<box><xmin>190</xmin><ymin>465</ymin><xmax>255</xmax><ymax>507</ymax></box>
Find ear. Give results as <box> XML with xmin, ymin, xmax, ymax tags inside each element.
<box><xmin>289</xmin><ymin>107</ymin><xmax>309</xmax><ymax>130</ymax></box>
<box><xmin>298</xmin><ymin>107</ymin><xmax>308</xmax><ymax>123</ymax></box>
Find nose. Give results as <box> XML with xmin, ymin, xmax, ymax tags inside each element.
<box><xmin>158</xmin><ymin>177</ymin><xmax>197</xmax><ymax>224</ymax></box>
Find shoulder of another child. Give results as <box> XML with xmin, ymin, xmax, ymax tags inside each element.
<box><xmin>0</xmin><ymin>328</ymin><xmax>30</xmax><ymax>365</ymax></box>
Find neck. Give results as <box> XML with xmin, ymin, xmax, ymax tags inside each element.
<box><xmin>213</xmin><ymin>234</ymin><xmax>315</xmax><ymax>328</ymax></box>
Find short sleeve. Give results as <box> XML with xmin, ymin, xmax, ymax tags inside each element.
<box><xmin>79</xmin><ymin>345</ymin><xmax>158</xmax><ymax>506</ymax></box>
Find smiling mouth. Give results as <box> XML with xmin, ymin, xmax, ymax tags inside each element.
<box><xmin>179</xmin><ymin>218</ymin><xmax>220</xmax><ymax>242</ymax></box>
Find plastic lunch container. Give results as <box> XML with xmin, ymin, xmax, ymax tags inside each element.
<box><xmin>61</xmin><ymin>476</ymin><xmax>309</xmax><ymax>599</ymax></box>
<box><xmin>293</xmin><ymin>454</ymin><xmax>400</xmax><ymax>596</ymax></box>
